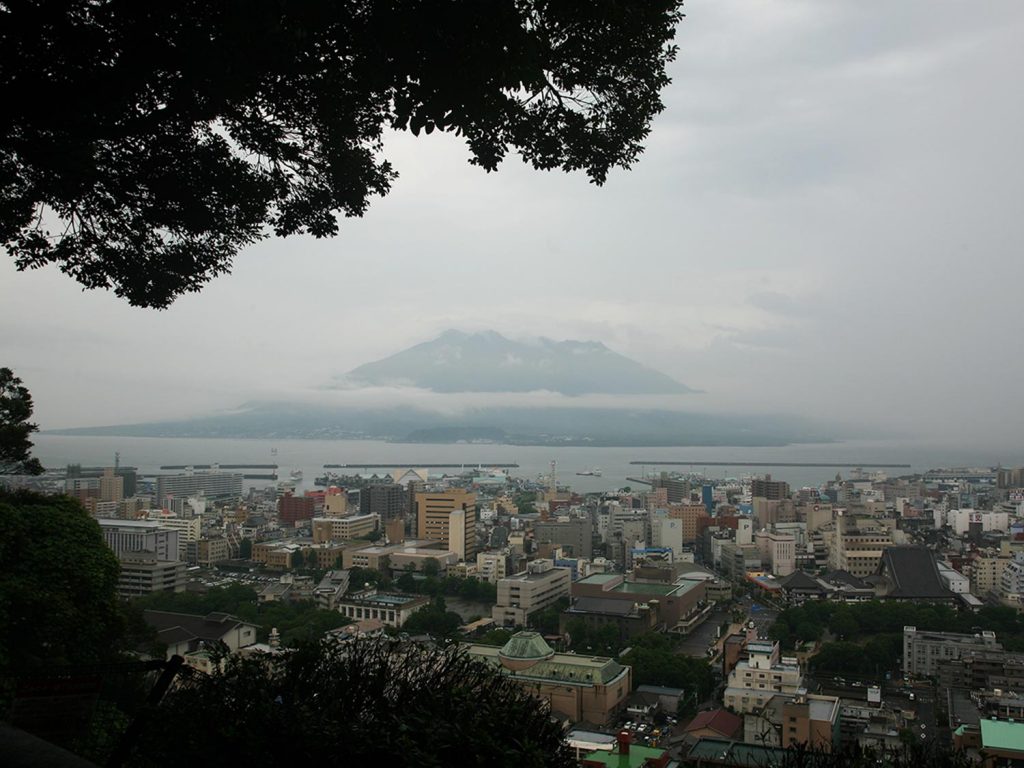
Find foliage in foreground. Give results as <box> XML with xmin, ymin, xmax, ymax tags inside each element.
<box><xmin>2</xmin><ymin>2</ymin><xmax>683</xmax><ymax>307</ymax></box>
<box><xmin>128</xmin><ymin>638</ymin><xmax>575</xmax><ymax>768</ymax></box>
<box><xmin>0</xmin><ymin>490</ymin><xmax>123</xmax><ymax>666</ymax></box>
<box><xmin>0</xmin><ymin>368</ymin><xmax>44</xmax><ymax>476</ymax></box>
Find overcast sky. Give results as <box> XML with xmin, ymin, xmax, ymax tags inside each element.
<box><xmin>2</xmin><ymin>0</ymin><xmax>1023</xmax><ymax>448</ymax></box>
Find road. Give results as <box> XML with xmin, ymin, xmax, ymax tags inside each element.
<box><xmin>677</xmin><ymin>607</ymin><xmax>728</xmax><ymax>657</ymax></box>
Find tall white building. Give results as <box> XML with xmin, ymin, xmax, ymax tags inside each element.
<box><xmin>723</xmin><ymin>640</ymin><xmax>804</xmax><ymax>714</ymax></box>
<box><xmin>651</xmin><ymin>515</ymin><xmax>684</xmax><ymax>561</ymax></box>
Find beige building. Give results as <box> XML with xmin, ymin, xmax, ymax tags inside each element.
<box><xmin>477</xmin><ymin>552</ymin><xmax>509</xmax><ymax>583</ymax></box>
<box><xmin>335</xmin><ymin>589</ymin><xmax>430</xmax><ymax>628</ymax></box>
<box><xmin>724</xmin><ymin>640</ymin><xmax>804</xmax><ymax>714</ymax></box>
<box><xmin>464</xmin><ymin>632</ymin><xmax>632</xmax><ymax>725</ymax></box>
<box><xmin>825</xmin><ymin>519</ymin><xmax>893</xmax><ymax>579</ymax></box>
<box><xmin>145</xmin><ymin>513</ymin><xmax>202</xmax><ymax>561</ymax></box>
<box><xmin>197</xmin><ymin>535</ymin><xmax>230</xmax><ymax>566</ymax></box>
<box><xmin>389</xmin><ymin>546</ymin><xmax>459</xmax><ymax>573</ymax></box>
<box><xmin>744</xmin><ymin>692</ymin><xmax>841</xmax><ymax>752</ymax></box>
<box><xmin>311</xmin><ymin>513</ymin><xmax>379</xmax><ymax>543</ymax></box>
<box><xmin>668</xmin><ymin>503</ymin><xmax>709</xmax><ymax>542</ymax></box>
<box><xmin>100</xmin><ymin>467</ymin><xmax>124</xmax><ymax>503</ymax></box>
<box><xmin>323</xmin><ymin>492</ymin><xmax>348</xmax><ymax>517</ymax></box>
<box><xmin>416</xmin><ymin>489</ymin><xmax>477</xmax><ymax>560</ymax></box>
<box><xmin>117</xmin><ymin>553</ymin><xmax>186</xmax><ymax>597</ymax></box>
<box><xmin>971</xmin><ymin>551</ymin><xmax>1014</xmax><ymax>598</ymax></box>
<box><xmin>755</xmin><ymin>531</ymin><xmax>796</xmax><ymax>577</ymax></box>
<box><xmin>492</xmin><ymin>559</ymin><xmax>572</xmax><ymax>626</ymax></box>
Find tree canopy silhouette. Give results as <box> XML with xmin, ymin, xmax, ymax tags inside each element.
<box><xmin>0</xmin><ymin>490</ymin><xmax>123</xmax><ymax>666</ymax></box>
<box><xmin>0</xmin><ymin>367</ymin><xmax>44</xmax><ymax>475</ymax></box>
<box><xmin>1</xmin><ymin>1</ymin><xmax>683</xmax><ymax>308</ymax></box>
<box><xmin>129</xmin><ymin>638</ymin><xmax>576</xmax><ymax>768</ymax></box>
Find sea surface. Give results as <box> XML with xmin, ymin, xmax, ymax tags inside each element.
<box><xmin>31</xmin><ymin>434</ymin><xmax>1024</xmax><ymax>493</ymax></box>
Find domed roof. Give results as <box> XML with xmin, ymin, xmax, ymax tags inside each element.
<box><xmin>497</xmin><ymin>631</ymin><xmax>554</xmax><ymax>671</ymax></box>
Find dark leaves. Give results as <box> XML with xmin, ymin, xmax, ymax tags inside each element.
<box><xmin>1</xmin><ymin>1</ymin><xmax>683</xmax><ymax>307</ymax></box>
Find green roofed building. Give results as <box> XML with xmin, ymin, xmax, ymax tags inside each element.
<box><xmin>955</xmin><ymin>718</ymin><xmax>1024</xmax><ymax>766</ymax></box>
<box><xmin>571</xmin><ymin>573</ymin><xmax>708</xmax><ymax>632</ymax></box>
<box><xmin>581</xmin><ymin>732</ymin><xmax>671</xmax><ymax>768</ymax></box>
<box><xmin>463</xmin><ymin>631</ymin><xmax>632</xmax><ymax>725</ymax></box>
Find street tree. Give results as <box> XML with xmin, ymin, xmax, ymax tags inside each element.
<box><xmin>2</xmin><ymin>2</ymin><xmax>684</xmax><ymax>308</ymax></box>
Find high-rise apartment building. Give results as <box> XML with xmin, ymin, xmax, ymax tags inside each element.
<box><xmin>99</xmin><ymin>467</ymin><xmax>124</xmax><ymax>502</ymax></box>
<box><xmin>279</xmin><ymin>494</ymin><xmax>316</xmax><ymax>527</ymax></box>
<box><xmin>360</xmin><ymin>483</ymin><xmax>407</xmax><ymax>522</ymax></box>
<box><xmin>416</xmin><ymin>489</ymin><xmax>477</xmax><ymax>560</ymax></box>
<box><xmin>752</xmin><ymin>476</ymin><xmax>791</xmax><ymax>501</ymax></box>
<box><xmin>650</xmin><ymin>472</ymin><xmax>689</xmax><ymax>504</ymax></box>
<box><xmin>668</xmin><ymin>503</ymin><xmax>709</xmax><ymax>543</ymax></box>
<box><xmin>533</xmin><ymin>518</ymin><xmax>593</xmax><ymax>559</ymax></box>
<box><xmin>156</xmin><ymin>471</ymin><xmax>242</xmax><ymax>505</ymax></box>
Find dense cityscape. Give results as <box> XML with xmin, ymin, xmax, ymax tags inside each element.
<box><xmin>7</xmin><ymin>456</ymin><xmax>1024</xmax><ymax>764</ymax></box>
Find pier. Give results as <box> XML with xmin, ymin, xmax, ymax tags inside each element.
<box><xmin>323</xmin><ymin>463</ymin><xmax>519</xmax><ymax>469</ymax></box>
<box><xmin>630</xmin><ymin>460</ymin><xmax>911</xmax><ymax>468</ymax></box>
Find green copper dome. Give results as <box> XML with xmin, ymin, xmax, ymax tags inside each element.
<box><xmin>498</xmin><ymin>631</ymin><xmax>555</xmax><ymax>670</ymax></box>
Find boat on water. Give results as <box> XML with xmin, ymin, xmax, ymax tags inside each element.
<box><xmin>315</xmin><ymin>471</ymin><xmax>341</xmax><ymax>486</ymax></box>
<box><xmin>576</xmin><ymin>467</ymin><xmax>603</xmax><ymax>477</ymax></box>
<box><xmin>290</xmin><ymin>469</ymin><xmax>303</xmax><ymax>480</ymax></box>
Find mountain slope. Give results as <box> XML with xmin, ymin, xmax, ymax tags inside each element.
<box><xmin>49</xmin><ymin>401</ymin><xmax>834</xmax><ymax>447</ymax></box>
<box><xmin>338</xmin><ymin>330</ymin><xmax>694</xmax><ymax>395</ymax></box>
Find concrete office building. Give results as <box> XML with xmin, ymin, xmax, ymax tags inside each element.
<box><xmin>278</xmin><ymin>494</ymin><xmax>316</xmax><ymax>527</ymax></box>
<box><xmin>99</xmin><ymin>519</ymin><xmax>180</xmax><ymax>562</ymax></box>
<box><xmin>117</xmin><ymin>554</ymin><xmax>186</xmax><ymax>598</ymax></box>
<box><xmin>752</xmin><ymin>476</ymin><xmax>791</xmax><ymax>501</ymax></box>
<box><xmin>723</xmin><ymin>640</ymin><xmax>804</xmax><ymax>714</ymax></box>
<box><xmin>533</xmin><ymin>518</ymin><xmax>593</xmax><ymax>559</ymax></box>
<box><xmin>156</xmin><ymin>471</ymin><xmax>242</xmax><ymax>505</ymax></box>
<box><xmin>744</xmin><ymin>691</ymin><xmax>841</xmax><ymax>752</ymax></box>
<box><xmin>416</xmin><ymin>489</ymin><xmax>477</xmax><ymax>560</ymax></box>
<box><xmin>668</xmin><ymin>503</ymin><xmax>709</xmax><ymax>543</ymax></box>
<box><xmin>903</xmin><ymin>626</ymin><xmax>1002</xmax><ymax>677</ymax></box>
<box><xmin>336</xmin><ymin>589</ymin><xmax>430</xmax><ymax>628</ymax></box>
<box><xmin>650</xmin><ymin>473</ymin><xmax>689</xmax><ymax>504</ymax></box>
<box><xmin>755</xmin><ymin>531</ymin><xmax>796</xmax><ymax>577</ymax></box>
<box><xmin>477</xmin><ymin>552</ymin><xmax>510</xmax><ymax>583</ymax></box>
<box><xmin>492</xmin><ymin>559</ymin><xmax>572</xmax><ymax>626</ymax></box>
<box><xmin>360</xmin><ymin>483</ymin><xmax>407</xmax><ymax>522</ymax></box>
<box><xmin>311</xmin><ymin>513</ymin><xmax>380</xmax><ymax>543</ymax></box>
<box><xmin>143</xmin><ymin>514</ymin><xmax>201</xmax><ymax>561</ymax></box>
<box><xmin>99</xmin><ymin>467</ymin><xmax>124</xmax><ymax>503</ymax></box>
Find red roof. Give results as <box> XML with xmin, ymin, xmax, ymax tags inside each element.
<box><xmin>683</xmin><ymin>709</ymin><xmax>743</xmax><ymax>738</ymax></box>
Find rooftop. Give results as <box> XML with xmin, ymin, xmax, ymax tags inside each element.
<box><xmin>980</xmin><ymin>718</ymin><xmax>1024</xmax><ymax>753</ymax></box>
<box><xmin>582</xmin><ymin>743</ymin><xmax>667</xmax><ymax>768</ymax></box>
<box><xmin>878</xmin><ymin>546</ymin><xmax>954</xmax><ymax>599</ymax></box>
<box><xmin>466</xmin><ymin>641</ymin><xmax>628</xmax><ymax>686</ymax></box>
<box><xmin>577</xmin><ymin>573</ymin><xmax>621</xmax><ymax>585</ymax></box>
